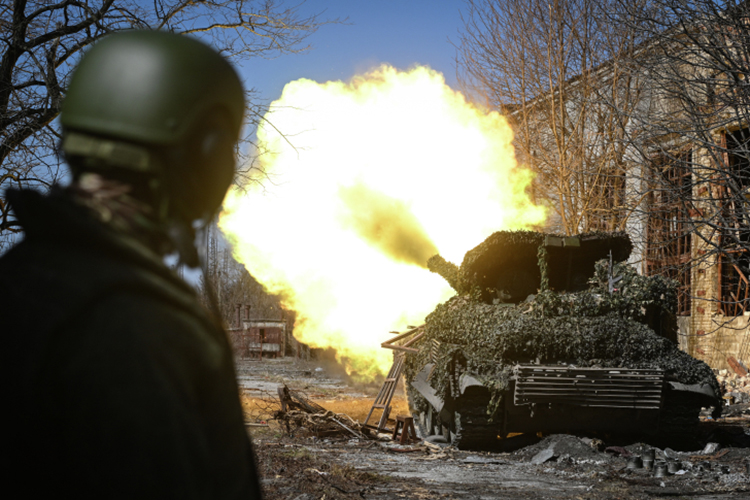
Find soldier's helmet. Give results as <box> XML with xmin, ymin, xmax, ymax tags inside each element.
<box><xmin>60</xmin><ymin>30</ymin><xmax>245</xmax><ymax>225</ymax></box>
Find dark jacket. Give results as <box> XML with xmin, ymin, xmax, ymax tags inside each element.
<box><xmin>1</xmin><ymin>189</ymin><xmax>261</xmax><ymax>499</ymax></box>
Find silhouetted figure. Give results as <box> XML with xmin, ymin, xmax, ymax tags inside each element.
<box><xmin>2</xmin><ymin>31</ymin><xmax>261</xmax><ymax>499</ymax></box>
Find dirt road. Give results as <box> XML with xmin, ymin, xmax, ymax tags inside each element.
<box><xmin>236</xmin><ymin>357</ymin><xmax>750</xmax><ymax>500</ymax></box>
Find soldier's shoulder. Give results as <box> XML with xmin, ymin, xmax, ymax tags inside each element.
<box><xmin>63</xmin><ymin>290</ymin><xmax>221</xmax><ymax>359</ymax></box>
<box><xmin>1</xmin><ymin>232</ymin><xmax>205</xmax><ymax>339</ymax></box>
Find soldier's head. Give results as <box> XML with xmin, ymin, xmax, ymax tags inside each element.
<box><xmin>60</xmin><ymin>30</ymin><xmax>245</xmax><ymax>264</ymax></box>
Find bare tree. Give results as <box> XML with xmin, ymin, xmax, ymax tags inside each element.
<box><xmin>456</xmin><ymin>0</ymin><xmax>646</xmax><ymax>234</ymax></box>
<box><xmin>0</xmin><ymin>0</ymin><xmax>329</xmax><ymax>249</ymax></box>
<box><xmin>608</xmin><ymin>0</ymin><xmax>750</xmax><ymax>367</ymax></box>
<box><xmin>200</xmin><ymin>222</ymin><xmax>286</xmax><ymax>328</ymax></box>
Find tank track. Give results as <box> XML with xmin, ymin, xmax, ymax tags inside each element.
<box><xmin>410</xmin><ymin>386</ymin><xmax>711</xmax><ymax>450</ymax></box>
<box><xmin>452</xmin><ymin>393</ymin><xmax>503</xmax><ymax>450</ymax></box>
<box><xmin>656</xmin><ymin>395</ymin><xmax>703</xmax><ymax>449</ymax></box>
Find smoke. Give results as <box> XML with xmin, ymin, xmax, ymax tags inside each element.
<box><xmin>338</xmin><ymin>182</ymin><xmax>437</xmax><ymax>268</ymax></box>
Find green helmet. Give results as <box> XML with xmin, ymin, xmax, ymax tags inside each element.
<box><xmin>61</xmin><ymin>30</ymin><xmax>245</xmax><ymax>223</ymax></box>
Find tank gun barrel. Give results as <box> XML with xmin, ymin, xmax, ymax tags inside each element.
<box><xmin>427</xmin><ymin>254</ymin><xmax>460</xmax><ymax>291</ymax></box>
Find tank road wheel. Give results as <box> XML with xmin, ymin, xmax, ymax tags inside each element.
<box><xmin>413</xmin><ymin>406</ymin><xmax>432</xmax><ymax>439</ymax></box>
<box><xmin>406</xmin><ymin>387</ymin><xmax>432</xmax><ymax>439</ymax></box>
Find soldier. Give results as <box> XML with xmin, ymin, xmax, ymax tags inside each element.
<box><xmin>1</xmin><ymin>31</ymin><xmax>262</xmax><ymax>498</ymax></box>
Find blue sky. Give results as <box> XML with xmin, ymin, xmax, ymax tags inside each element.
<box><xmin>237</xmin><ymin>0</ymin><xmax>467</xmax><ymax>104</ymax></box>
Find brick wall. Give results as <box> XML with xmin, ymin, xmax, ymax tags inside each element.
<box><xmin>687</xmin><ymin>217</ymin><xmax>750</xmax><ymax>371</ymax></box>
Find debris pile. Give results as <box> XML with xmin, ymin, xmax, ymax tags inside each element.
<box><xmin>277</xmin><ymin>409</ymin><xmax>362</xmax><ymax>438</ymax></box>
<box><xmin>717</xmin><ymin>368</ymin><xmax>750</xmax><ymax>405</ymax></box>
<box><xmin>511</xmin><ymin>433</ymin><xmax>750</xmax><ymax>489</ymax></box>
<box><xmin>274</xmin><ymin>385</ymin><xmax>364</xmax><ymax>439</ymax></box>
<box><xmin>716</xmin><ymin>364</ymin><xmax>750</xmax><ymax>419</ymax></box>
<box><xmin>515</xmin><ymin>434</ymin><xmax>604</xmax><ymax>465</ymax></box>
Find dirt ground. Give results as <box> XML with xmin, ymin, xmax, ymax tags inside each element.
<box><xmin>236</xmin><ymin>357</ymin><xmax>750</xmax><ymax>500</ymax></box>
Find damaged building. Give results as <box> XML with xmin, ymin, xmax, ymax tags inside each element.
<box><xmin>498</xmin><ymin>4</ymin><xmax>750</xmax><ymax>377</ymax></box>
<box><xmin>228</xmin><ymin>305</ymin><xmax>290</xmax><ymax>359</ymax></box>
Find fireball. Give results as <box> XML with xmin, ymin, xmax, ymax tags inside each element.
<box><xmin>219</xmin><ymin>64</ymin><xmax>545</xmax><ymax>381</ymax></box>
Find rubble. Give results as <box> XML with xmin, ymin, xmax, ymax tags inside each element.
<box><xmin>510</xmin><ymin>432</ymin><xmax>750</xmax><ymax>487</ymax></box>
<box><xmin>273</xmin><ymin>385</ymin><xmax>365</xmax><ymax>439</ymax></box>
<box><xmin>530</xmin><ymin>446</ymin><xmax>556</xmax><ymax>465</ymax></box>
<box><xmin>722</xmin><ymin>403</ymin><xmax>750</xmax><ymax>418</ymax></box>
<box><xmin>517</xmin><ymin>434</ymin><xmax>606</xmax><ymax>464</ymax></box>
<box><xmin>716</xmin><ymin>368</ymin><xmax>750</xmax><ymax>405</ymax></box>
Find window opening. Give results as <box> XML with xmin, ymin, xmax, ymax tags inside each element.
<box><xmin>646</xmin><ymin>151</ymin><xmax>692</xmax><ymax>315</ymax></box>
<box><xmin>719</xmin><ymin>127</ymin><xmax>750</xmax><ymax>316</ymax></box>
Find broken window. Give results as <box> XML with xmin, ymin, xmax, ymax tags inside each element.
<box><xmin>718</xmin><ymin>128</ymin><xmax>750</xmax><ymax>316</ymax></box>
<box><xmin>646</xmin><ymin>151</ymin><xmax>692</xmax><ymax>316</ymax></box>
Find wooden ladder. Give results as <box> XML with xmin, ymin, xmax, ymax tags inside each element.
<box><xmin>363</xmin><ymin>352</ymin><xmax>405</xmax><ymax>432</ymax></box>
<box><xmin>362</xmin><ymin>325</ymin><xmax>424</xmax><ymax>432</ymax></box>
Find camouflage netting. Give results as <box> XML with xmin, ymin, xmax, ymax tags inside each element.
<box><xmin>536</xmin><ymin>259</ymin><xmax>677</xmax><ymax>323</ymax></box>
<box><xmin>457</xmin><ymin>231</ymin><xmax>546</xmax><ymax>295</ymax></box>
<box><xmin>464</xmin><ymin>231</ymin><xmax>629</xmax><ymax>290</ymax></box>
<box><xmin>405</xmin><ymin>231</ymin><xmax>719</xmax><ymax>415</ymax></box>
<box><xmin>430</xmin><ymin>230</ymin><xmax>633</xmax><ymax>298</ymax></box>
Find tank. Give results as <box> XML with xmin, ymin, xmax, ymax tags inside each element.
<box><xmin>403</xmin><ymin>230</ymin><xmax>721</xmax><ymax>450</ymax></box>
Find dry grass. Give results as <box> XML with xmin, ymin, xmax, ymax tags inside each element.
<box><xmin>240</xmin><ymin>391</ymin><xmax>410</xmax><ymax>426</ymax></box>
